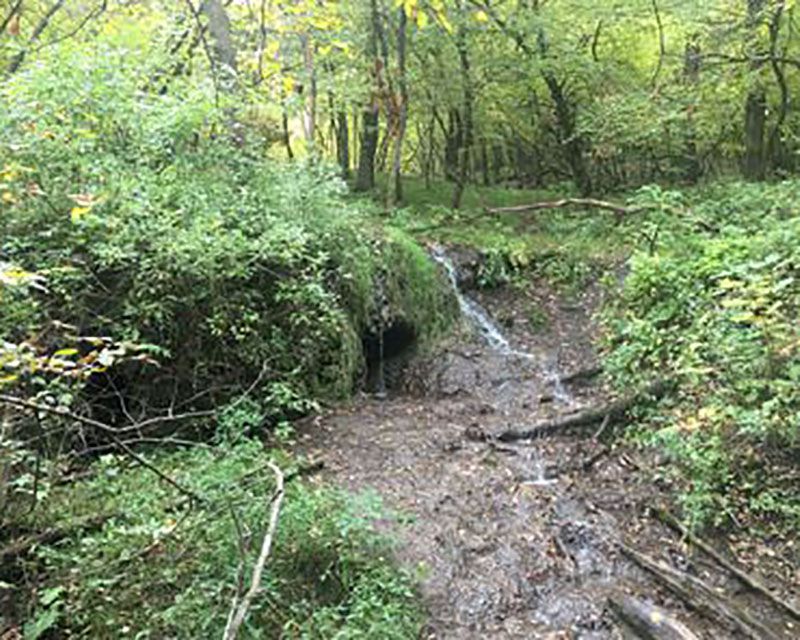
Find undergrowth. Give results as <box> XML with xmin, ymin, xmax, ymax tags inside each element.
<box><xmin>14</xmin><ymin>441</ymin><xmax>422</xmax><ymax>639</ymax></box>
<box><xmin>602</xmin><ymin>180</ymin><xmax>800</xmax><ymax>532</ymax></box>
<box><xmin>0</xmin><ymin>28</ymin><xmax>455</xmax><ymax>416</ymax></box>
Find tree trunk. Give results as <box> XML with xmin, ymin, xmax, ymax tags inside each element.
<box><xmin>451</xmin><ymin>17</ymin><xmax>474</xmax><ymax>210</ymax></box>
<box><xmin>443</xmin><ymin>108</ymin><xmax>462</xmax><ymax>182</ymax></box>
<box><xmin>200</xmin><ymin>0</ymin><xmax>237</xmax><ymax>77</ymax></box>
<box><xmin>743</xmin><ymin>0</ymin><xmax>767</xmax><ymax>180</ymax></box>
<box><xmin>354</xmin><ymin>0</ymin><xmax>383</xmax><ymax>192</ymax></box>
<box><xmin>389</xmin><ymin>6</ymin><xmax>408</xmax><ymax>206</ymax></box>
<box><xmin>336</xmin><ymin>111</ymin><xmax>350</xmax><ymax>179</ymax></box>
<box><xmin>538</xmin><ymin>26</ymin><xmax>591</xmax><ymax>195</ymax></box>
<box><xmin>301</xmin><ymin>34</ymin><xmax>317</xmax><ymax>156</ymax></box>
<box><xmin>767</xmin><ymin>1</ymin><xmax>789</xmax><ymax>173</ymax></box>
<box><xmin>683</xmin><ymin>37</ymin><xmax>702</xmax><ymax>182</ymax></box>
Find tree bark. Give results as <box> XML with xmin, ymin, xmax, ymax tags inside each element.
<box><xmin>743</xmin><ymin>0</ymin><xmax>767</xmax><ymax>180</ymax></box>
<box><xmin>355</xmin><ymin>0</ymin><xmax>383</xmax><ymax>192</ymax></box>
<box><xmin>451</xmin><ymin>14</ymin><xmax>474</xmax><ymax>209</ymax></box>
<box><xmin>336</xmin><ymin>111</ymin><xmax>350</xmax><ymax>178</ymax></box>
<box><xmin>683</xmin><ymin>36</ymin><xmax>702</xmax><ymax>182</ymax></box>
<box><xmin>389</xmin><ymin>6</ymin><xmax>408</xmax><ymax>206</ymax></box>
<box><xmin>301</xmin><ymin>33</ymin><xmax>317</xmax><ymax>156</ymax></box>
<box><xmin>200</xmin><ymin>0</ymin><xmax>237</xmax><ymax>77</ymax></box>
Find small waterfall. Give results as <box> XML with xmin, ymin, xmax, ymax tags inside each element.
<box><xmin>431</xmin><ymin>245</ymin><xmax>571</xmax><ymax>487</ymax></box>
<box><xmin>430</xmin><ymin>246</ymin><xmax>512</xmax><ymax>352</ymax></box>
<box><xmin>431</xmin><ymin>245</ymin><xmax>571</xmax><ymax>399</ymax></box>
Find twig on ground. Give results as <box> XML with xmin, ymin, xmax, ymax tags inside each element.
<box><xmin>653</xmin><ymin>508</ymin><xmax>800</xmax><ymax>622</ymax></box>
<box><xmin>619</xmin><ymin>543</ymin><xmax>779</xmax><ymax>640</ymax></box>
<box><xmin>0</xmin><ymin>394</ymin><xmax>204</xmax><ymax>504</ymax></box>
<box><xmin>223</xmin><ymin>460</ymin><xmax>285</xmax><ymax>640</ymax></box>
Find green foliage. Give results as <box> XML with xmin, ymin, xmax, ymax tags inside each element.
<box><xmin>0</xmin><ymin>35</ymin><xmax>454</xmax><ymax>412</ymax></box>
<box><xmin>21</xmin><ymin>442</ymin><xmax>422</xmax><ymax>638</ymax></box>
<box><xmin>602</xmin><ymin>181</ymin><xmax>800</xmax><ymax>530</ymax></box>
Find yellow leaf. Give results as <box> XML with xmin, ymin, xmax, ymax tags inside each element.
<box><xmin>71</xmin><ymin>206</ymin><xmax>91</xmax><ymax>223</ymax></box>
<box><xmin>53</xmin><ymin>348</ymin><xmax>79</xmax><ymax>357</ymax></box>
<box><xmin>475</xmin><ymin>9</ymin><xmax>489</xmax><ymax>23</ymax></box>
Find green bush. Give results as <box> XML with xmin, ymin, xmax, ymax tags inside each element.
<box><xmin>19</xmin><ymin>441</ymin><xmax>421</xmax><ymax>638</ymax></box>
<box><xmin>0</xmin><ymin>33</ymin><xmax>455</xmax><ymax>415</ymax></box>
<box><xmin>602</xmin><ymin>182</ymin><xmax>800</xmax><ymax>530</ymax></box>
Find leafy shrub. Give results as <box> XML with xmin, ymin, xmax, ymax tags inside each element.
<box><xmin>0</xmin><ymin>31</ymin><xmax>455</xmax><ymax>418</ymax></box>
<box><xmin>18</xmin><ymin>441</ymin><xmax>421</xmax><ymax>638</ymax></box>
<box><xmin>602</xmin><ymin>182</ymin><xmax>800</xmax><ymax>530</ymax></box>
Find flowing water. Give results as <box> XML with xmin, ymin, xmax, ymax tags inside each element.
<box><xmin>301</xmin><ymin>246</ymin><xmax>795</xmax><ymax>639</ymax></box>
<box><xmin>430</xmin><ymin>245</ymin><xmax>513</xmax><ymax>353</ymax></box>
<box><xmin>430</xmin><ymin>246</ymin><xmax>570</xmax><ymax>485</ymax></box>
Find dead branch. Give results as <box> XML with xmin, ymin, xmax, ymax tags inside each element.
<box><xmin>653</xmin><ymin>508</ymin><xmax>800</xmax><ymax>622</ymax></box>
<box><xmin>488</xmin><ymin>198</ymin><xmax>640</xmax><ymax>216</ymax></box>
<box><xmin>497</xmin><ymin>379</ymin><xmax>671</xmax><ymax>442</ymax></box>
<box><xmin>619</xmin><ymin>544</ymin><xmax>780</xmax><ymax>640</ymax></box>
<box><xmin>1</xmin><ymin>514</ymin><xmax>112</xmax><ymax>561</ymax></box>
<box><xmin>560</xmin><ymin>365</ymin><xmax>603</xmax><ymax>385</ymax></box>
<box><xmin>0</xmin><ymin>394</ymin><xmax>204</xmax><ymax>504</ymax></box>
<box><xmin>608</xmin><ymin>593</ymin><xmax>700</xmax><ymax>640</ymax></box>
<box><xmin>7</xmin><ymin>0</ymin><xmax>67</xmax><ymax>74</ymax></box>
<box><xmin>223</xmin><ymin>460</ymin><xmax>285</xmax><ymax>640</ymax></box>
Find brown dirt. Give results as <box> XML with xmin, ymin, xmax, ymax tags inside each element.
<box><xmin>298</xmin><ymin>274</ymin><xmax>799</xmax><ymax>639</ymax></box>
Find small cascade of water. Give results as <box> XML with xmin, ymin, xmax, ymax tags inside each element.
<box><xmin>431</xmin><ymin>245</ymin><xmax>573</xmax><ymax>487</ymax></box>
<box><xmin>430</xmin><ymin>245</ymin><xmax>572</xmax><ymax>405</ymax></box>
<box><xmin>430</xmin><ymin>246</ymin><xmax>511</xmax><ymax>352</ymax></box>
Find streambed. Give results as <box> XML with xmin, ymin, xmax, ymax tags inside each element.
<box><xmin>299</xmin><ymin>247</ymin><xmax>797</xmax><ymax>639</ymax></box>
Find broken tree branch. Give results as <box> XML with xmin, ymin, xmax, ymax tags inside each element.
<box><xmin>0</xmin><ymin>394</ymin><xmax>204</xmax><ymax>504</ymax></box>
<box><xmin>223</xmin><ymin>460</ymin><xmax>285</xmax><ymax>640</ymax></box>
<box><xmin>653</xmin><ymin>508</ymin><xmax>800</xmax><ymax>622</ymax></box>
<box><xmin>619</xmin><ymin>544</ymin><xmax>780</xmax><ymax>640</ymax></box>
<box><xmin>608</xmin><ymin>593</ymin><xmax>700</xmax><ymax>640</ymax></box>
<box><xmin>496</xmin><ymin>379</ymin><xmax>671</xmax><ymax>442</ymax></box>
<box><xmin>488</xmin><ymin>197</ymin><xmax>638</xmax><ymax>216</ymax></box>
<box><xmin>1</xmin><ymin>514</ymin><xmax>113</xmax><ymax>561</ymax></box>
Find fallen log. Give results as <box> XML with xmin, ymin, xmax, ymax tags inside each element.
<box><xmin>497</xmin><ymin>379</ymin><xmax>671</xmax><ymax>442</ymax></box>
<box><xmin>653</xmin><ymin>508</ymin><xmax>800</xmax><ymax>622</ymax></box>
<box><xmin>488</xmin><ymin>198</ymin><xmax>640</xmax><ymax>216</ymax></box>
<box><xmin>608</xmin><ymin>594</ymin><xmax>700</xmax><ymax>640</ymax></box>
<box><xmin>619</xmin><ymin>544</ymin><xmax>779</xmax><ymax>640</ymax></box>
<box><xmin>486</xmin><ymin>199</ymin><xmax>720</xmax><ymax>234</ymax></box>
<box><xmin>560</xmin><ymin>365</ymin><xmax>603</xmax><ymax>385</ymax></box>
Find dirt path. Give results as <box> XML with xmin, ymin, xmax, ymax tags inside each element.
<box><xmin>299</xmin><ymin>273</ymin><xmax>797</xmax><ymax>639</ymax></box>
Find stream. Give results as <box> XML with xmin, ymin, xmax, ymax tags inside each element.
<box><xmin>300</xmin><ymin>246</ymin><xmax>797</xmax><ymax>639</ymax></box>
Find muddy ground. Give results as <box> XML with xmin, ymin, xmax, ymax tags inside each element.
<box><xmin>299</xmin><ymin>267</ymin><xmax>799</xmax><ymax>639</ymax></box>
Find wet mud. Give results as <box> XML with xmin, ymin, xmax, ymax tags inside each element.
<box><xmin>299</xmin><ymin>251</ymin><xmax>798</xmax><ymax>639</ymax></box>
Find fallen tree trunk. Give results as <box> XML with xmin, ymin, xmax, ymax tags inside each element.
<box><xmin>488</xmin><ymin>198</ymin><xmax>640</xmax><ymax>216</ymax></box>
<box><xmin>486</xmin><ymin>199</ymin><xmax>720</xmax><ymax>234</ymax></box>
<box><xmin>608</xmin><ymin>594</ymin><xmax>700</xmax><ymax>640</ymax></box>
<box><xmin>653</xmin><ymin>508</ymin><xmax>800</xmax><ymax>622</ymax></box>
<box><xmin>560</xmin><ymin>365</ymin><xmax>603</xmax><ymax>385</ymax></box>
<box><xmin>497</xmin><ymin>379</ymin><xmax>671</xmax><ymax>442</ymax></box>
<box><xmin>619</xmin><ymin>544</ymin><xmax>779</xmax><ymax>640</ymax></box>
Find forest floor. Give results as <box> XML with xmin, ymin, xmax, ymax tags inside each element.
<box><xmin>299</xmin><ymin>262</ymin><xmax>799</xmax><ymax>639</ymax></box>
